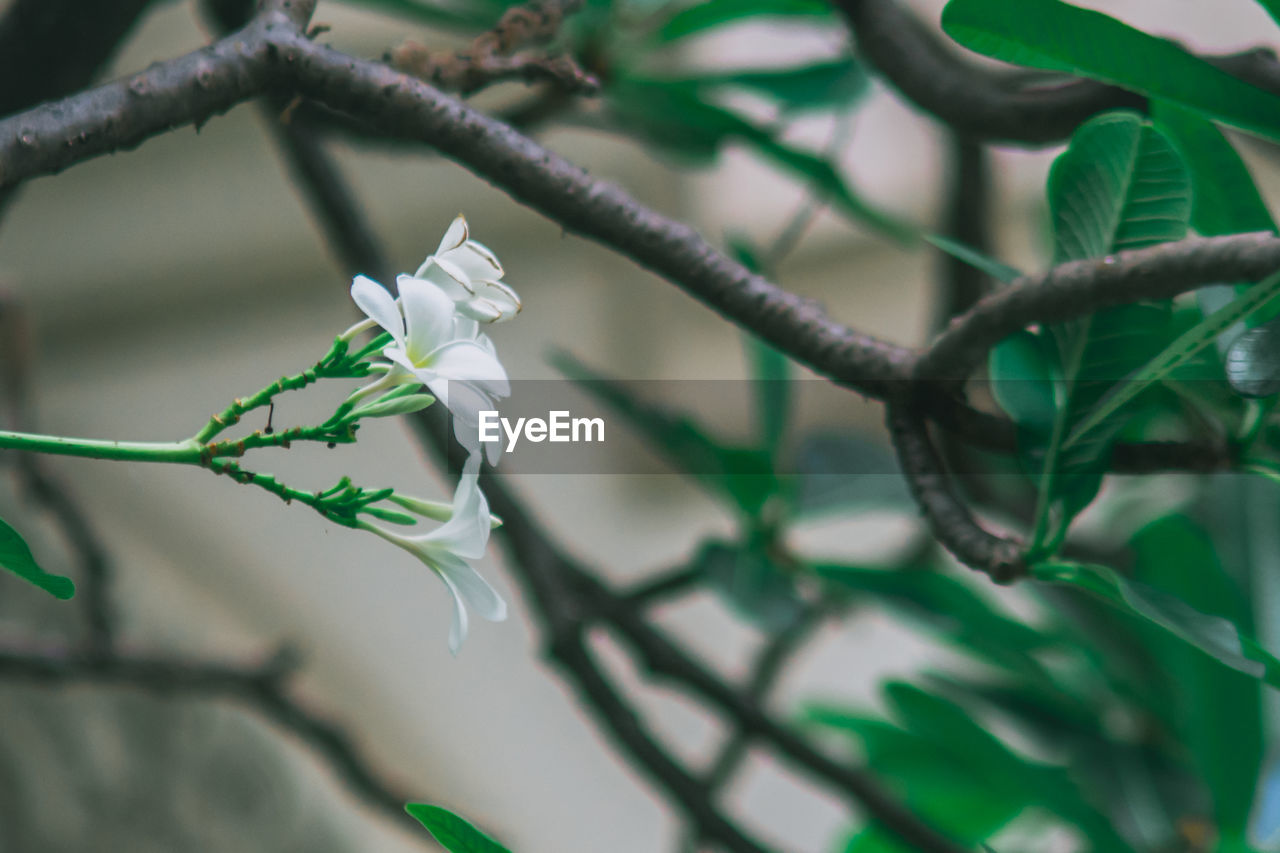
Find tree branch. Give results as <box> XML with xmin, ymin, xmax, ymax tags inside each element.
<box><xmin>831</xmin><ymin>0</ymin><xmax>1280</xmax><ymax>145</ymax></box>
<box><xmin>916</xmin><ymin>232</ymin><xmax>1280</xmax><ymax>382</ymax></box>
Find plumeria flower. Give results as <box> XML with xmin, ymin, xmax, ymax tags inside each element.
<box><xmin>411</xmin><ymin>215</ymin><xmax>521</xmax><ymax>324</ymax></box>
<box><xmin>349</xmin><ymin>273</ymin><xmax>510</xmax><ymax>464</ymax></box>
<box><xmin>362</xmin><ymin>454</ymin><xmax>507</xmax><ymax>654</ymax></box>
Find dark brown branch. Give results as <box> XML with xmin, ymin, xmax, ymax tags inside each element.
<box><xmin>887</xmin><ymin>402</ymin><xmax>1025</xmax><ymax>581</ymax></box>
<box><xmin>934</xmin><ymin>134</ymin><xmax>992</xmax><ymax>329</ymax></box>
<box><xmin>832</xmin><ymin>0</ymin><xmax>1143</xmax><ymax>144</ymax></box>
<box><xmin>832</xmin><ymin>0</ymin><xmax>1280</xmax><ymax>146</ymax></box>
<box><xmin>0</xmin><ymin>648</ymin><xmax>423</xmax><ymax>833</ymax></box>
<box><xmin>917</xmin><ymin>232</ymin><xmax>1280</xmax><ymax>382</ymax></box>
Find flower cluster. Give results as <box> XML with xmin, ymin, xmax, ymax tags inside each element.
<box><xmin>346</xmin><ymin>215</ymin><xmax>520</xmax><ymax>654</ymax></box>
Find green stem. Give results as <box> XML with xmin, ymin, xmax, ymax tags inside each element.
<box><xmin>0</xmin><ymin>430</ymin><xmax>201</xmax><ymax>464</ymax></box>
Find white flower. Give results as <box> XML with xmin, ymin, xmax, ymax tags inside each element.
<box><xmin>412</xmin><ymin>215</ymin><xmax>521</xmax><ymax>324</ymax></box>
<box><xmin>350</xmin><ymin>273</ymin><xmax>510</xmax><ymax>464</ymax></box>
<box><xmin>363</xmin><ymin>455</ymin><xmax>507</xmax><ymax>654</ymax></box>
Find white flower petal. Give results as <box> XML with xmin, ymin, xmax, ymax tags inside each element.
<box><xmin>424</xmin><ymin>455</ymin><xmax>489</xmax><ymax>558</ymax></box>
<box><xmin>437</xmin><ymin>568</ymin><xmax>471</xmax><ymax>655</ymax></box>
<box><xmin>437</xmin><ymin>555</ymin><xmax>507</xmax><ymax>623</ymax></box>
<box><xmin>350</xmin><ymin>275</ymin><xmax>403</xmax><ymax>343</ymax></box>
<box><xmin>398</xmin><ymin>275</ymin><xmax>456</xmax><ymax>362</ymax></box>
<box><xmin>456</xmin><ymin>298</ymin><xmax>504</xmax><ymax>324</ymax></box>
<box><xmin>442</xmin><ymin>240</ymin><xmax>504</xmax><ymax>282</ymax></box>
<box><xmin>437</xmin><ymin>215</ymin><xmax>469</xmax><ymax>255</ymax></box>
<box><xmin>429</xmin><ymin>341</ymin><xmax>510</xmax><ymax>392</ymax></box>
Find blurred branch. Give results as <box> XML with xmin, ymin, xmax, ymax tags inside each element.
<box><xmin>391</xmin><ymin>0</ymin><xmax>598</xmax><ymax>96</ymax></box>
<box><xmin>0</xmin><ymin>646</ymin><xmax>425</xmax><ymax>833</ymax></box>
<box><xmin>933</xmin><ymin>134</ymin><xmax>992</xmax><ymax>330</ymax></box>
<box><xmin>832</xmin><ymin>0</ymin><xmax>1280</xmax><ymax>145</ymax></box>
<box><xmin>0</xmin><ymin>294</ymin><xmax>115</xmax><ymax>658</ymax></box>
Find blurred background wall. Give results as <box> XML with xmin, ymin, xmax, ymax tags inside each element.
<box><xmin>0</xmin><ymin>1</ymin><xmax>1277</xmax><ymax>851</ymax></box>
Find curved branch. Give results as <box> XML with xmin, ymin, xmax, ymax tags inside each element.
<box><xmin>834</xmin><ymin>0</ymin><xmax>1140</xmax><ymax>144</ymax></box>
<box><xmin>916</xmin><ymin>232</ymin><xmax>1280</xmax><ymax>381</ymax></box>
<box><xmin>831</xmin><ymin>0</ymin><xmax>1280</xmax><ymax>145</ymax></box>
<box><xmin>886</xmin><ymin>402</ymin><xmax>1025</xmax><ymax>581</ymax></box>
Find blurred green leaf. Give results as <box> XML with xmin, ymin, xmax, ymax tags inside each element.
<box><xmin>925</xmin><ymin>234</ymin><xmax>1023</xmax><ymax>285</ymax></box>
<box><xmin>405</xmin><ymin>803</ymin><xmax>510</xmax><ymax>853</ymax></box>
<box><xmin>697</xmin><ymin>540</ymin><xmax>805</xmax><ymax>630</ymax></box>
<box><xmin>1034</xmin><ymin>560</ymin><xmax>1280</xmax><ymax>690</ymax></box>
<box><xmin>606</xmin><ymin>78</ymin><xmax>915</xmax><ymax>242</ymax></box>
<box><xmin>989</xmin><ymin>329</ymin><xmax>1058</xmax><ymax>433</ymax></box>
<box><xmin>1253</xmin><ymin>0</ymin><xmax>1280</xmax><ymax>27</ymax></box>
<box><xmin>727</xmin><ymin>236</ymin><xmax>793</xmax><ymax>460</ymax></box>
<box><xmin>0</xmin><ymin>516</ymin><xmax>75</xmax><ymax>599</ymax></box>
<box><xmin>941</xmin><ymin>0</ymin><xmax>1280</xmax><ymax>143</ymax></box>
<box><xmin>787</xmin><ymin>431</ymin><xmax>912</xmax><ymax>517</ymax></box>
<box><xmin>652</xmin><ymin>59</ymin><xmax>868</xmax><ymax>112</ymax></box>
<box><xmin>814</xmin><ymin>563</ymin><xmax>1050</xmax><ymax>673</ymax></box>
<box><xmin>552</xmin><ymin>350</ymin><xmax>778</xmax><ymax>516</ymax></box>
<box><xmin>1129</xmin><ymin>515</ymin><xmax>1262</xmax><ymax>836</ymax></box>
<box><xmin>657</xmin><ymin>0</ymin><xmax>833</xmax><ymax>42</ymax></box>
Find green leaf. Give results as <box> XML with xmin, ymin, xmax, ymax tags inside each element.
<box><xmin>1128</xmin><ymin>516</ymin><xmax>1262</xmax><ymax>835</ymax></box>
<box><xmin>941</xmin><ymin>0</ymin><xmax>1280</xmax><ymax>143</ymax></box>
<box><xmin>727</xmin><ymin>236</ymin><xmax>793</xmax><ymax>458</ymax></box>
<box><xmin>0</xmin><ymin>516</ymin><xmax>75</xmax><ymax>599</ymax></box>
<box><xmin>606</xmin><ymin>78</ymin><xmax>915</xmax><ymax>242</ymax></box>
<box><xmin>698</xmin><ymin>540</ymin><xmax>805</xmax><ymax>630</ymax></box>
<box><xmin>925</xmin><ymin>234</ymin><xmax>1023</xmax><ymax>285</ymax></box>
<box><xmin>814</xmin><ymin>563</ymin><xmax>1050</xmax><ymax>673</ymax></box>
<box><xmin>1028</xmin><ymin>112</ymin><xmax>1191</xmax><ymax>550</ymax></box>
<box><xmin>1253</xmin><ymin>0</ymin><xmax>1280</xmax><ymax>28</ymax></box>
<box><xmin>1066</xmin><ymin>266</ymin><xmax>1280</xmax><ymax>446</ymax></box>
<box><xmin>787</xmin><ymin>431</ymin><xmax>913</xmax><ymax>517</ymax></box>
<box><xmin>1033</xmin><ymin>560</ymin><xmax>1280</xmax><ymax>690</ymax></box>
<box><xmin>405</xmin><ymin>803</ymin><xmax>511</xmax><ymax>853</ymax></box>
<box><xmin>657</xmin><ymin>0</ymin><xmax>833</xmax><ymax>42</ymax></box>
<box><xmin>989</xmin><ymin>329</ymin><xmax>1058</xmax><ymax>432</ymax></box>
<box><xmin>552</xmin><ymin>350</ymin><xmax>778</xmax><ymax>516</ymax></box>
<box><xmin>653</xmin><ymin>60</ymin><xmax>869</xmax><ymax>113</ymax></box>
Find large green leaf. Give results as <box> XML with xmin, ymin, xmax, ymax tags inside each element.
<box><xmin>405</xmin><ymin>803</ymin><xmax>511</xmax><ymax>853</ymax></box>
<box><xmin>0</xmin><ymin>516</ymin><xmax>75</xmax><ymax>599</ymax></box>
<box><xmin>1034</xmin><ymin>560</ymin><xmax>1280</xmax><ymax>691</ymax></box>
<box><xmin>1128</xmin><ymin>516</ymin><xmax>1262</xmax><ymax>837</ymax></box>
<box><xmin>656</xmin><ymin>0</ymin><xmax>832</xmax><ymax>42</ymax></box>
<box><xmin>605</xmin><ymin>78</ymin><xmax>915</xmax><ymax>242</ymax></box>
<box><xmin>1028</xmin><ymin>113</ymin><xmax>1191</xmax><ymax>551</ymax></box>
<box><xmin>941</xmin><ymin>0</ymin><xmax>1280</xmax><ymax>143</ymax></box>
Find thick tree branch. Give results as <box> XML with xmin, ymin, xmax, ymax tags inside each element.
<box><xmin>832</xmin><ymin>0</ymin><xmax>1142</xmax><ymax>144</ymax></box>
<box><xmin>887</xmin><ymin>402</ymin><xmax>1026</xmax><ymax>582</ymax></box>
<box><xmin>832</xmin><ymin>0</ymin><xmax>1280</xmax><ymax>145</ymax></box>
<box><xmin>917</xmin><ymin>232</ymin><xmax>1280</xmax><ymax>382</ymax></box>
